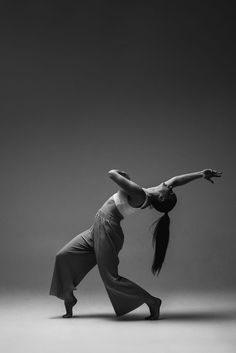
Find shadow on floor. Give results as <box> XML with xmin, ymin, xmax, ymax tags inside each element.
<box><xmin>161</xmin><ymin>310</ymin><xmax>236</xmax><ymax>322</ymax></box>
<box><xmin>50</xmin><ymin>309</ymin><xmax>236</xmax><ymax>322</ymax></box>
<box><xmin>50</xmin><ymin>313</ymin><xmax>144</xmax><ymax>321</ymax></box>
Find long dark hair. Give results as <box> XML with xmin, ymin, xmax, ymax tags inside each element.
<box><xmin>151</xmin><ymin>213</ymin><xmax>170</xmax><ymax>275</ymax></box>
<box><xmin>149</xmin><ymin>192</ymin><xmax>177</xmax><ymax>275</ymax></box>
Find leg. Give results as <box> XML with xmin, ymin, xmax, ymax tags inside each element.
<box><xmin>49</xmin><ymin>229</ymin><xmax>96</xmax><ymax>317</ymax></box>
<box><xmin>145</xmin><ymin>298</ymin><xmax>162</xmax><ymax>320</ymax></box>
<box><xmin>94</xmin><ymin>219</ymin><xmax>161</xmax><ymax>318</ymax></box>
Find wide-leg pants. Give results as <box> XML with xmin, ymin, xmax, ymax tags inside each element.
<box><xmin>49</xmin><ymin>207</ymin><xmax>154</xmax><ymax>317</ymax></box>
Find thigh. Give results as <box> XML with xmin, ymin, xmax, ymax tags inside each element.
<box><xmin>58</xmin><ymin>227</ymin><xmax>94</xmax><ymax>255</ymax></box>
<box><xmin>93</xmin><ymin>220</ymin><xmax>123</xmax><ymax>277</ymax></box>
<box><xmin>55</xmin><ymin>228</ymin><xmax>96</xmax><ymax>287</ymax></box>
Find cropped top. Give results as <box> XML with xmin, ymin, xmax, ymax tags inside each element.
<box><xmin>112</xmin><ymin>189</ymin><xmax>149</xmax><ymax>218</ymax></box>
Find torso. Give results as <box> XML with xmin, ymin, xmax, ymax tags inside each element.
<box><xmin>97</xmin><ymin>189</ymin><xmax>149</xmax><ymax>223</ymax></box>
<box><xmin>112</xmin><ymin>189</ymin><xmax>149</xmax><ymax>218</ymax></box>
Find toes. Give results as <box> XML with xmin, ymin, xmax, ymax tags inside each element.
<box><xmin>145</xmin><ymin>315</ymin><xmax>159</xmax><ymax>320</ymax></box>
<box><xmin>62</xmin><ymin>313</ymin><xmax>73</xmax><ymax>318</ymax></box>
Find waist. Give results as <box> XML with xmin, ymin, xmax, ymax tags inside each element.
<box><xmin>96</xmin><ymin>205</ymin><xmax>124</xmax><ymax>223</ymax></box>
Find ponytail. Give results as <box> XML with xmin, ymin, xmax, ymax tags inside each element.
<box><xmin>151</xmin><ymin>213</ymin><xmax>170</xmax><ymax>275</ymax></box>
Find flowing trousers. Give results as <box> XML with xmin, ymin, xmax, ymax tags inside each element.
<box><xmin>49</xmin><ymin>200</ymin><xmax>154</xmax><ymax>317</ymax></box>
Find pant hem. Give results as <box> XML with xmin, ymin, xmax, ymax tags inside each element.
<box><xmin>115</xmin><ymin>301</ymin><xmax>145</xmax><ymax>317</ymax></box>
<box><xmin>49</xmin><ymin>292</ymin><xmax>65</xmax><ymax>301</ymax></box>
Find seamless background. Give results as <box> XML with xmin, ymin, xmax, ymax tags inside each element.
<box><xmin>0</xmin><ymin>1</ymin><xmax>235</xmax><ymax>296</ymax></box>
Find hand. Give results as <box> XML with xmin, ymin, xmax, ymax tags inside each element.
<box><xmin>202</xmin><ymin>169</ymin><xmax>222</xmax><ymax>184</ymax></box>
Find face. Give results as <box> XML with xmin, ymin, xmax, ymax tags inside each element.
<box><xmin>157</xmin><ymin>183</ymin><xmax>174</xmax><ymax>202</ymax></box>
<box><xmin>147</xmin><ymin>183</ymin><xmax>176</xmax><ymax>211</ymax></box>
<box><xmin>146</xmin><ymin>183</ymin><xmax>175</xmax><ymax>204</ymax></box>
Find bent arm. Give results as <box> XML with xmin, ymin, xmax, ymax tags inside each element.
<box><xmin>108</xmin><ymin>169</ymin><xmax>146</xmax><ymax>205</ymax></box>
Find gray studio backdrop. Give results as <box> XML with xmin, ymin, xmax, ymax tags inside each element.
<box><xmin>0</xmin><ymin>1</ymin><xmax>235</xmax><ymax>296</ymax></box>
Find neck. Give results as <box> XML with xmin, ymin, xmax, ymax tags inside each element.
<box><xmin>144</xmin><ymin>185</ymin><xmax>162</xmax><ymax>196</ymax></box>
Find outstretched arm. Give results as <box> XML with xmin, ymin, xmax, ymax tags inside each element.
<box><xmin>165</xmin><ymin>169</ymin><xmax>222</xmax><ymax>188</ymax></box>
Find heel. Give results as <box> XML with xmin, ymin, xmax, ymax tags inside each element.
<box><xmin>62</xmin><ymin>298</ymin><xmax>77</xmax><ymax>318</ymax></box>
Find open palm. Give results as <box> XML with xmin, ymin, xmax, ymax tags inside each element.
<box><xmin>202</xmin><ymin>169</ymin><xmax>222</xmax><ymax>183</ymax></box>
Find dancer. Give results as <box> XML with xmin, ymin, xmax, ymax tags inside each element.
<box><xmin>49</xmin><ymin>168</ymin><xmax>222</xmax><ymax>319</ymax></box>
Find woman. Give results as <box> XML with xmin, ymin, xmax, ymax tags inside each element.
<box><xmin>49</xmin><ymin>168</ymin><xmax>222</xmax><ymax>319</ymax></box>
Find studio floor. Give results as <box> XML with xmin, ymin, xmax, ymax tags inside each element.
<box><xmin>0</xmin><ymin>290</ymin><xmax>235</xmax><ymax>353</ymax></box>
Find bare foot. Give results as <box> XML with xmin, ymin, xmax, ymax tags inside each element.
<box><xmin>62</xmin><ymin>297</ymin><xmax>77</xmax><ymax>318</ymax></box>
<box><xmin>145</xmin><ymin>297</ymin><xmax>162</xmax><ymax>320</ymax></box>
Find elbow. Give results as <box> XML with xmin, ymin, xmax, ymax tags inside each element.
<box><xmin>108</xmin><ymin>170</ymin><xmax>117</xmax><ymax>178</ymax></box>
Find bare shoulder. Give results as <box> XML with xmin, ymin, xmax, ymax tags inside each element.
<box><xmin>127</xmin><ymin>189</ymin><xmax>147</xmax><ymax>208</ymax></box>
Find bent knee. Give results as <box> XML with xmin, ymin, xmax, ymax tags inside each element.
<box><xmin>98</xmin><ymin>266</ymin><xmax>119</xmax><ymax>283</ymax></box>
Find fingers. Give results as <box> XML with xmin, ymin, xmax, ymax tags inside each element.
<box><xmin>204</xmin><ymin>169</ymin><xmax>222</xmax><ymax>176</ymax></box>
<box><xmin>213</xmin><ymin>170</ymin><xmax>222</xmax><ymax>175</ymax></box>
<box><xmin>211</xmin><ymin>170</ymin><xmax>223</xmax><ymax>178</ymax></box>
<box><xmin>206</xmin><ymin>177</ymin><xmax>214</xmax><ymax>184</ymax></box>
<box><xmin>204</xmin><ymin>169</ymin><xmax>222</xmax><ymax>184</ymax></box>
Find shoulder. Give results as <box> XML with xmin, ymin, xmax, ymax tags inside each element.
<box><xmin>113</xmin><ymin>188</ymin><xmax>148</xmax><ymax>209</ymax></box>
<box><xmin>139</xmin><ymin>189</ymin><xmax>150</xmax><ymax>209</ymax></box>
<box><xmin>128</xmin><ymin>188</ymin><xmax>150</xmax><ymax>209</ymax></box>
<box><xmin>113</xmin><ymin>189</ymin><xmax>126</xmax><ymax>203</ymax></box>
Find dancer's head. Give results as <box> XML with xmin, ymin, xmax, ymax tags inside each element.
<box><xmin>146</xmin><ymin>183</ymin><xmax>177</xmax><ymax>276</ymax></box>
<box><xmin>149</xmin><ymin>183</ymin><xmax>177</xmax><ymax>213</ymax></box>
